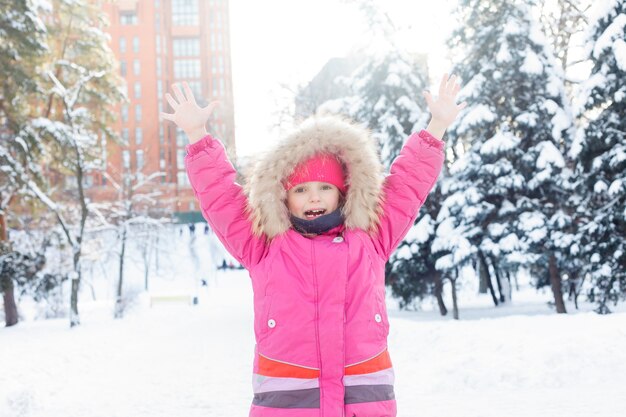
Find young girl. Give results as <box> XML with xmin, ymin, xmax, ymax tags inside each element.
<box><xmin>161</xmin><ymin>75</ymin><xmax>465</xmax><ymax>417</ymax></box>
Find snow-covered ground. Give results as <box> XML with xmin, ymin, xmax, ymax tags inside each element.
<box><xmin>2</xmin><ymin>226</ymin><xmax>626</xmax><ymax>417</ymax></box>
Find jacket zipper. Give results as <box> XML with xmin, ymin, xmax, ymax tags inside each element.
<box><xmin>311</xmin><ymin>241</ymin><xmax>324</xmax><ymax>417</ymax></box>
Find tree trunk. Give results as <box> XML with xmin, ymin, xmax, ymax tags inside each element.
<box><xmin>70</xmin><ymin>249</ymin><xmax>81</xmax><ymax>327</ymax></box>
<box><xmin>549</xmin><ymin>253</ymin><xmax>567</xmax><ymax>314</ymax></box>
<box><xmin>70</xmin><ymin>274</ymin><xmax>80</xmax><ymax>327</ymax></box>
<box><xmin>450</xmin><ymin>272</ymin><xmax>459</xmax><ymax>320</ymax></box>
<box><xmin>505</xmin><ymin>271</ymin><xmax>513</xmax><ymax>301</ymax></box>
<box><xmin>489</xmin><ymin>256</ymin><xmax>506</xmax><ymax>303</ymax></box>
<box><xmin>478</xmin><ymin>251</ymin><xmax>499</xmax><ymax>306</ymax></box>
<box><xmin>115</xmin><ymin>226</ymin><xmax>127</xmax><ymax>319</ymax></box>
<box><xmin>2</xmin><ymin>277</ymin><xmax>18</xmax><ymax>327</ymax></box>
<box><xmin>477</xmin><ymin>257</ymin><xmax>487</xmax><ymax>294</ymax></box>
<box><xmin>1</xmin><ymin>213</ymin><xmax>18</xmax><ymax>327</ymax></box>
<box><xmin>434</xmin><ymin>271</ymin><xmax>448</xmax><ymax>316</ymax></box>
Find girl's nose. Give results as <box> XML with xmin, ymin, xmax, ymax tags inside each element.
<box><xmin>308</xmin><ymin>191</ymin><xmax>320</xmax><ymax>202</ymax></box>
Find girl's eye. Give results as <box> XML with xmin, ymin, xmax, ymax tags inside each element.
<box><xmin>294</xmin><ymin>187</ymin><xmax>305</xmax><ymax>193</ymax></box>
<box><xmin>321</xmin><ymin>185</ymin><xmax>331</xmax><ymax>190</ymax></box>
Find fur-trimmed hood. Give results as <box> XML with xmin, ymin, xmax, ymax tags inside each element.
<box><xmin>244</xmin><ymin>116</ymin><xmax>385</xmax><ymax>239</ymax></box>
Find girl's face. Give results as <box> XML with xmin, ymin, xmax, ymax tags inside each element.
<box><xmin>287</xmin><ymin>181</ymin><xmax>341</xmax><ymax>220</ymax></box>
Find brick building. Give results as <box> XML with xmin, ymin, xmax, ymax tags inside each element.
<box><xmin>93</xmin><ymin>0</ymin><xmax>235</xmax><ymax>216</ymax></box>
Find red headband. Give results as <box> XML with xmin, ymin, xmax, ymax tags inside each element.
<box><xmin>284</xmin><ymin>153</ymin><xmax>346</xmax><ymax>194</ymax></box>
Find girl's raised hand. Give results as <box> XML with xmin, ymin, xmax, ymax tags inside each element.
<box><xmin>423</xmin><ymin>74</ymin><xmax>467</xmax><ymax>136</ymax></box>
<box><xmin>160</xmin><ymin>82</ymin><xmax>219</xmax><ymax>144</ymax></box>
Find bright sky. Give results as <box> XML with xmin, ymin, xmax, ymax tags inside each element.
<box><xmin>229</xmin><ymin>0</ymin><xmax>456</xmax><ymax>158</ymax></box>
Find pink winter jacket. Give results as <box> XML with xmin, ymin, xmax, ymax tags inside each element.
<box><xmin>185</xmin><ymin>118</ymin><xmax>444</xmax><ymax>417</ymax></box>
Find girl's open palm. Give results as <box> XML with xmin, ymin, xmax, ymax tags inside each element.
<box><xmin>423</xmin><ymin>74</ymin><xmax>467</xmax><ymax>127</ymax></box>
<box><xmin>160</xmin><ymin>82</ymin><xmax>219</xmax><ymax>144</ymax></box>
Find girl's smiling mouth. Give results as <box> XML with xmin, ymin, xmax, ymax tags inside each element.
<box><xmin>304</xmin><ymin>209</ymin><xmax>326</xmax><ymax>219</ymax></box>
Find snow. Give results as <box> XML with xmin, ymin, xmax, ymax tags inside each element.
<box><xmin>535</xmin><ymin>141</ymin><xmax>565</xmax><ymax>169</ymax></box>
<box><xmin>613</xmin><ymin>38</ymin><xmax>626</xmax><ymax>71</ymax></box>
<box><xmin>594</xmin><ymin>180</ymin><xmax>608</xmax><ymax>193</ymax></box>
<box><xmin>480</xmin><ymin>130</ymin><xmax>520</xmax><ymax>155</ymax></box>
<box><xmin>520</xmin><ymin>48</ymin><xmax>544</xmax><ymax>74</ymax></box>
<box><xmin>404</xmin><ymin>214</ymin><xmax>433</xmax><ymax>244</ymax></box>
<box><xmin>384</xmin><ymin>72</ymin><xmax>402</xmax><ymax>87</ymax></box>
<box><xmin>3</xmin><ymin>241</ymin><xmax>626</xmax><ymax>417</ymax></box>
<box><xmin>496</xmin><ymin>42</ymin><xmax>512</xmax><ymax>63</ymax></box>
<box><xmin>592</xmin><ymin>13</ymin><xmax>626</xmax><ymax>59</ymax></box>
<box><xmin>608</xmin><ymin>178</ymin><xmax>623</xmax><ymax>196</ymax></box>
<box><xmin>457</xmin><ymin>104</ymin><xmax>496</xmax><ymax>134</ymax></box>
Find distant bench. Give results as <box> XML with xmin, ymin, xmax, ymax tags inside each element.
<box><xmin>150</xmin><ymin>294</ymin><xmax>194</xmax><ymax>307</ymax></box>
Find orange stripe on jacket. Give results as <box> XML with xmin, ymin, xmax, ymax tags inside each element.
<box><xmin>257</xmin><ymin>354</ymin><xmax>320</xmax><ymax>379</ymax></box>
<box><xmin>344</xmin><ymin>349</ymin><xmax>393</xmax><ymax>376</ymax></box>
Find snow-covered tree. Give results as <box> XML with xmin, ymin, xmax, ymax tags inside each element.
<box><xmin>16</xmin><ymin>0</ymin><xmax>125</xmax><ymax>327</ymax></box>
<box><xmin>439</xmin><ymin>0</ymin><xmax>574</xmax><ymax>313</ymax></box>
<box><xmin>386</xmin><ymin>187</ymin><xmax>449</xmax><ymax>315</ymax></box>
<box><xmin>571</xmin><ymin>0</ymin><xmax>626</xmax><ymax>313</ymax></box>
<box><xmin>330</xmin><ymin>50</ymin><xmax>430</xmax><ymax>166</ymax></box>
<box><xmin>93</xmin><ymin>170</ymin><xmax>166</xmax><ymax>319</ymax></box>
<box><xmin>0</xmin><ymin>0</ymin><xmax>50</xmax><ymax>326</ymax></box>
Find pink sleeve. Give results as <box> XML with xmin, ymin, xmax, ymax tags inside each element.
<box><xmin>185</xmin><ymin>135</ymin><xmax>268</xmax><ymax>269</ymax></box>
<box><xmin>372</xmin><ymin>130</ymin><xmax>445</xmax><ymax>260</ymax></box>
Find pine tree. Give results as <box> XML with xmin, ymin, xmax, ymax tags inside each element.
<box><xmin>439</xmin><ymin>0</ymin><xmax>574</xmax><ymax>312</ymax></box>
<box><xmin>387</xmin><ymin>187</ymin><xmax>449</xmax><ymax>315</ymax></box>
<box><xmin>0</xmin><ymin>0</ymin><xmax>50</xmax><ymax>326</ymax></box>
<box><xmin>335</xmin><ymin>50</ymin><xmax>430</xmax><ymax>166</ymax></box>
<box><xmin>572</xmin><ymin>0</ymin><xmax>626</xmax><ymax>313</ymax></box>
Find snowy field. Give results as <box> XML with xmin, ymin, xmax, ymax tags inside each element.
<box><xmin>2</xmin><ymin>226</ymin><xmax>626</xmax><ymax>417</ymax></box>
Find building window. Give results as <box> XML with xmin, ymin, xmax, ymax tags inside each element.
<box><xmin>120</xmin><ymin>60</ymin><xmax>127</xmax><ymax>76</ymax></box>
<box><xmin>122</xmin><ymin>128</ymin><xmax>129</xmax><ymax>143</ymax></box>
<box><xmin>121</xmin><ymin>105</ymin><xmax>128</xmax><ymax>123</ymax></box>
<box><xmin>155</xmin><ymin>13</ymin><xmax>160</xmax><ymax>33</ymax></box>
<box><xmin>134</xmin><ymin>82</ymin><xmax>141</xmax><ymax>99</ymax></box>
<box><xmin>177</xmin><ymin>149</ymin><xmax>185</xmax><ymax>167</ymax></box>
<box><xmin>136</xmin><ymin>150</ymin><xmax>144</xmax><ymax>171</ymax></box>
<box><xmin>173</xmin><ymin>38</ymin><xmax>200</xmax><ymax>56</ymax></box>
<box><xmin>210</xmin><ymin>36</ymin><xmax>216</xmax><ymax>51</ymax></box>
<box><xmin>135</xmin><ymin>127</ymin><xmax>143</xmax><ymax>145</ymax></box>
<box><xmin>211</xmin><ymin>56</ymin><xmax>217</xmax><ymax>74</ymax></box>
<box><xmin>217</xmin><ymin>12</ymin><xmax>222</xmax><ymax>28</ymax></box>
<box><xmin>133</xmin><ymin>36</ymin><xmax>139</xmax><ymax>53</ymax></box>
<box><xmin>177</xmin><ymin>171</ymin><xmax>189</xmax><ymax>186</ymax></box>
<box><xmin>219</xmin><ymin>56</ymin><xmax>224</xmax><ymax>73</ymax></box>
<box><xmin>133</xmin><ymin>59</ymin><xmax>140</xmax><ymax>76</ymax></box>
<box><xmin>219</xmin><ymin>78</ymin><xmax>224</xmax><ymax>96</ymax></box>
<box><xmin>135</xmin><ymin>104</ymin><xmax>142</xmax><ymax>122</ymax></box>
<box><xmin>82</xmin><ymin>175</ymin><xmax>94</xmax><ymax>188</ymax></box>
<box><xmin>120</xmin><ymin>12</ymin><xmax>137</xmax><ymax>25</ymax></box>
<box><xmin>157</xmin><ymin>80</ymin><xmax>163</xmax><ymax>99</ymax></box>
<box><xmin>218</xmin><ymin>33</ymin><xmax>223</xmax><ymax>50</ymax></box>
<box><xmin>172</xmin><ymin>0</ymin><xmax>199</xmax><ymax>26</ymax></box>
<box><xmin>156</xmin><ymin>36</ymin><xmax>161</xmax><ymax>54</ymax></box>
<box><xmin>122</xmin><ymin>150</ymin><xmax>130</xmax><ymax>169</ymax></box>
<box><xmin>187</xmin><ymin>81</ymin><xmax>202</xmax><ymax>99</ymax></box>
<box><xmin>176</xmin><ymin>128</ymin><xmax>187</xmax><ymax>147</ymax></box>
<box><xmin>159</xmin><ymin>126</ymin><xmax>164</xmax><ymax>144</ymax></box>
<box><xmin>119</xmin><ymin>37</ymin><xmax>126</xmax><ymax>53</ymax></box>
<box><xmin>173</xmin><ymin>59</ymin><xmax>200</xmax><ymax>79</ymax></box>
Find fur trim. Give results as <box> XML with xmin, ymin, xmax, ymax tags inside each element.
<box><xmin>244</xmin><ymin>115</ymin><xmax>384</xmax><ymax>239</ymax></box>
